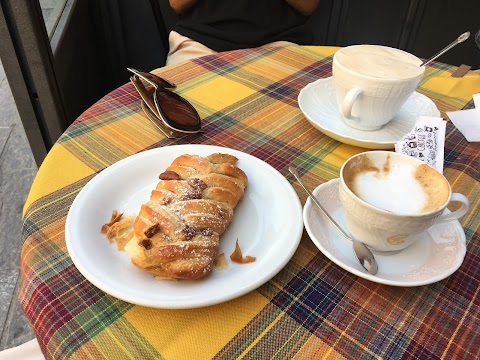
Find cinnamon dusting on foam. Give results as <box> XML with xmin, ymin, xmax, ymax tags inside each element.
<box><xmin>345</xmin><ymin>154</ymin><xmax>449</xmax><ymax>214</ymax></box>
<box><xmin>414</xmin><ymin>164</ymin><xmax>449</xmax><ymax>212</ymax></box>
<box><xmin>343</xmin><ymin>155</ymin><xmax>379</xmax><ymax>191</ymax></box>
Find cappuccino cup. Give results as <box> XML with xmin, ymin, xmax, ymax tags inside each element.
<box><xmin>339</xmin><ymin>151</ymin><xmax>469</xmax><ymax>253</ymax></box>
<box><xmin>332</xmin><ymin>45</ymin><xmax>424</xmax><ymax>131</ymax></box>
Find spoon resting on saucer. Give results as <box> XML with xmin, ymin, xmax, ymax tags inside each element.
<box><xmin>288</xmin><ymin>166</ymin><xmax>378</xmax><ymax>275</ymax></box>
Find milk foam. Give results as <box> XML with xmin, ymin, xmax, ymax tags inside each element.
<box><xmin>352</xmin><ymin>162</ymin><xmax>428</xmax><ymax>214</ymax></box>
<box><xmin>336</xmin><ymin>46</ymin><xmax>423</xmax><ymax>80</ymax></box>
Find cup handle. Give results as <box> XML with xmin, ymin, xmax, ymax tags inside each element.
<box><xmin>436</xmin><ymin>193</ymin><xmax>470</xmax><ymax>224</ymax></box>
<box><xmin>341</xmin><ymin>88</ymin><xmax>363</xmax><ymax>119</ymax></box>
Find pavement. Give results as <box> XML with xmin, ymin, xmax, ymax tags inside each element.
<box><xmin>0</xmin><ymin>0</ymin><xmax>60</xmax><ymax>351</ymax></box>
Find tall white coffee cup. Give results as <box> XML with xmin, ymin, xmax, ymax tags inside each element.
<box><xmin>339</xmin><ymin>151</ymin><xmax>469</xmax><ymax>253</ymax></box>
<box><xmin>333</xmin><ymin>45</ymin><xmax>425</xmax><ymax>131</ymax></box>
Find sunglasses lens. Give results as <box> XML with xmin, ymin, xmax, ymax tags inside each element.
<box><xmin>155</xmin><ymin>90</ymin><xmax>201</xmax><ymax>132</ymax></box>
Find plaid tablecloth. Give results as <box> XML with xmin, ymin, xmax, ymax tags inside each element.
<box><xmin>20</xmin><ymin>46</ymin><xmax>480</xmax><ymax>359</ymax></box>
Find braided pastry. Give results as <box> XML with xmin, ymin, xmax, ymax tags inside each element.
<box><xmin>124</xmin><ymin>153</ymin><xmax>248</xmax><ymax>280</ymax></box>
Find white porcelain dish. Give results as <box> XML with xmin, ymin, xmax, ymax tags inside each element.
<box><xmin>66</xmin><ymin>145</ymin><xmax>303</xmax><ymax>308</ymax></box>
<box><xmin>298</xmin><ymin>77</ymin><xmax>440</xmax><ymax>149</ymax></box>
<box><xmin>303</xmin><ymin>179</ymin><xmax>466</xmax><ymax>287</ymax></box>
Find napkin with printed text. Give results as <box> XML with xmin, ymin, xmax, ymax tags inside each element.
<box><xmin>395</xmin><ymin>116</ymin><xmax>446</xmax><ymax>173</ymax></box>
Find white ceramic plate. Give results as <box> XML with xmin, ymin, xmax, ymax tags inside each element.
<box><xmin>298</xmin><ymin>77</ymin><xmax>440</xmax><ymax>149</ymax></box>
<box><xmin>66</xmin><ymin>145</ymin><xmax>303</xmax><ymax>308</ymax></box>
<box><xmin>303</xmin><ymin>179</ymin><xmax>466</xmax><ymax>287</ymax></box>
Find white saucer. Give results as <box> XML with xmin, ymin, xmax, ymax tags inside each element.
<box><xmin>303</xmin><ymin>179</ymin><xmax>466</xmax><ymax>286</ymax></box>
<box><xmin>298</xmin><ymin>77</ymin><xmax>440</xmax><ymax>149</ymax></box>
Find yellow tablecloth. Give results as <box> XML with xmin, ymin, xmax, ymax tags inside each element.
<box><xmin>20</xmin><ymin>46</ymin><xmax>480</xmax><ymax>359</ymax></box>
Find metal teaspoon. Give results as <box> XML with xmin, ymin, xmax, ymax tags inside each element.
<box><xmin>420</xmin><ymin>31</ymin><xmax>470</xmax><ymax>67</ymax></box>
<box><xmin>289</xmin><ymin>166</ymin><xmax>378</xmax><ymax>275</ymax></box>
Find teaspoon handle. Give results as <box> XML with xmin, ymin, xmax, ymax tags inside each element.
<box><xmin>420</xmin><ymin>31</ymin><xmax>470</xmax><ymax>67</ymax></box>
<box><xmin>288</xmin><ymin>166</ymin><xmax>353</xmax><ymax>241</ymax></box>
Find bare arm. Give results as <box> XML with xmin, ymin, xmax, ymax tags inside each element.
<box><xmin>286</xmin><ymin>0</ymin><xmax>320</xmax><ymax>16</ymax></box>
<box><xmin>169</xmin><ymin>0</ymin><xmax>198</xmax><ymax>15</ymax></box>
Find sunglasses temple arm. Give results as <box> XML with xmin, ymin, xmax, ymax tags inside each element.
<box><xmin>130</xmin><ymin>76</ymin><xmax>161</xmax><ymax>118</ymax></box>
<box><xmin>127</xmin><ymin>68</ymin><xmax>176</xmax><ymax>89</ymax></box>
<box><xmin>127</xmin><ymin>68</ymin><xmax>159</xmax><ymax>88</ymax></box>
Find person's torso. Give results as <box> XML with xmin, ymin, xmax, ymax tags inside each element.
<box><xmin>174</xmin><ymin>0</ymin><xmax>313</xmax><ymax>51</ymax></box>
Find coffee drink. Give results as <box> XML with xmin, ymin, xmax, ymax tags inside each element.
<box><xmin>342</xmin><ymin>153</ymin><xmax>450</xmax><ymax>214</ymax></box>
<box><xmin>334</xmin><ymin>46</ymin><xmax>424</xmax><ymax>80</ymax></box>
<box><xmin>332</xmin><ymin>45</ymin><xmax>424</xmax><ymax>131</ymax></box>
<box><xmin>339</xmin><ymin>151</ymin><xmax>469</xmax><ymax>253</ymax></box>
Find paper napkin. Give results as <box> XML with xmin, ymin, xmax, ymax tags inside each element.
<box><xmin>395</xmin><ymin>116</ymin><xmax>446</xmax><ymax>173</ymax></box>
<box><xmin>446</xmin><ymin>93</ymin><xmax>480</xmax><ymax>142</ymax></box>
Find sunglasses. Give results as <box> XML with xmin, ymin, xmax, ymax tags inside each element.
<box><xmin>127</xmin><ymin>68</ymin><xmax>202</xmax><ymax>138</ymax></box>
